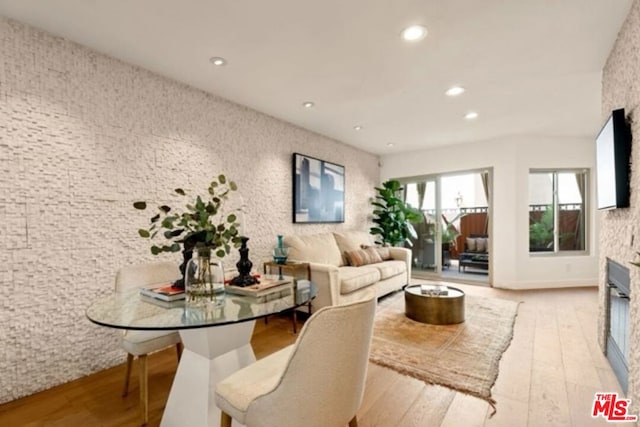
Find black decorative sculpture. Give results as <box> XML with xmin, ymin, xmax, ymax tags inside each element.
<box><xmin>230</xmin><ymin>236</ymin><xmax>259</xmax><ymax>287</ymax></box>
<box><xmin>174</xmin><ymin>231</ymin><xmax>207</xmax><ymax>289</ymax></box>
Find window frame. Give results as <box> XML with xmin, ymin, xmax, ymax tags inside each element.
<box><xmin>528</xmin><ymin>168</ymin><xmax>589</xmax><ymax>256</ymax></box>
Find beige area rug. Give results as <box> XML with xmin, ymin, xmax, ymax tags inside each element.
<box><xmin>369</xmin><ymin>292</ymin><xmax>520</xmax><ymax>413</ymax></box>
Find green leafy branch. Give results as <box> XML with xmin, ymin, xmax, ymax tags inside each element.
<box><xmin>133</xmin><ymin>174</ymin><xmax>242</xmax><ymax>258</ymax></box>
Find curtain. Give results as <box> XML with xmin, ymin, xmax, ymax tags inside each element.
<box><xmin>481</xmin><ymin>171</ymin><xmax>490</xmax><ymax>234</ymax></box>
<box><xmin>574</xmin><ymin>172</ymin><xmax>586</xmax><ymax>250</ymax></box>
<box><xmin>417</xmin><ymin>182</ymin><xmax>426</xmax><ymax>210</ymax></box>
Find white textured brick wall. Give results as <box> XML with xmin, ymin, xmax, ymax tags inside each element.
<box><xmin>0</xmin><ymin>17</ymin><xmax>379</xmax><ymax>403</ymax></box>
<box><xmin>600</xmin><ymin>0</ymin><xmax>640</xmax><ymax>413</ymax></box>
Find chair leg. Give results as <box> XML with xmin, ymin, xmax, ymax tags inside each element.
<box><xmin>292</xmin><ymin>310</ymin><xmax>298</xmax><ymax>334</ymax></box>
<box><xmin>221</xmin><ymin>411</ymin><xmax>233</xmax><ymax>427</ymax></box>
<box><xmin>348</xmin><ymin>415</ymin><xmax>358</xmax><ymax>427</ymax></box>
<box><xmin>138</xmin><ymin>354</ymin><xmax>149</xmax><ymax>426</ymax></box>
<box><xmin>122</xmin><ymin>353</ymin><xmax>134</xmax><ymax>397</ymax></box>
<box><xmin>176</xmin><ymin>342</ymin><xmax>183</xmax><ymax>361</ymax></box>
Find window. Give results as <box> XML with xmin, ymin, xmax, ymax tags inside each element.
<box><xmin>528</xmin><ymin>170</ymin><xmax>587</xmax><ymax>253</ymax></box>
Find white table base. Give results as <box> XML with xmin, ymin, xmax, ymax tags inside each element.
<box><xmin>160</xmin><ymin>320</ymin><xmax>256</xmax><ymax>427</ymax></box>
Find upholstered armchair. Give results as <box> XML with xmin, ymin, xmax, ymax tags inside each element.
<box><xmin>214</xmin><ymin>291</ymin><xmax>377</xmax><ymax>427</ymax></box>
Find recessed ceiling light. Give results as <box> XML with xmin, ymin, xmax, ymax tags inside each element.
<box><xmin>354</xmin><ymin>125</ymin><xmax>363</xmax><ymax>131</ymax></box>
<box><xmin>209</xmin><ymin>56</ymin><xmax>227</xmax><ymax>66</ymax></box>
<box><xmin>302</xmin><ymin>101</ymin><xmax>315</xmax><ymax>108</ymax></box>
<box><xmin>464</xmin><ymin>111</ymin><xmax>479</xmax><ymax>120</ymax></box>
<box><xmin>446</xmin><ymin>86</ymin><xmax>465</xmax><ymax>97</ymax></box>
<box><xmin>401</xmin><ymin>25</ymin><xmax>428</xmax><ymax>42</ymax></box>
<box><xmin>387</xmin><ymin>142</ymin><xmax>395</xmax><ymax>147</ymax></box>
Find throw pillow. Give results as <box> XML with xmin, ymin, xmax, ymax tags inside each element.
<box><xmin>360</xmin><ymin>244</ymin><xmax>392</xmax><ymax>260</ymax></box>
<box><xmin>476</xmin><ymin>238</ymin><xmax>487</xmax><ymax>252</ymax></box>
<box><xmin>345</xmin><ymin>247</ymin><xmax>383</xmax><ymax>267</ymax></box>
<box><xmin>466</xmin><ymin>237</ymin><xmax>477</xmax><ymax>252</ymax></box>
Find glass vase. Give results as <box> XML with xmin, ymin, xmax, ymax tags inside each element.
<box><xmin>184</xmin><ymin>247</ymin><xmax>225</xmax><ymax>307</ymax></box>
<box><xmin>273</xmin><ymin>234</ymin><xmax>289</xmax><ymax>264</ymax></box>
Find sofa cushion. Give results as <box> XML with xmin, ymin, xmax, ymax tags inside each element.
<box><xmin>466</xmin><ymin>237</ymin><xmax>477</xmax><ymax>251</ymax></box>
<box><xmin>370</xmin><ymin>260</ymin><xmax>406</xmax><ymax>280</ymax></box>
<box><xmin>361</xmin><ymin>244</ymin><xmax>392</xmax><ymax>260</ymax></box>
<box><xmin>333</xmin><ymin>231</ymin><xmax>375</xmax><ymax>264</ymax></box>
<box><xmin>344</xmin><ymin>247</ymin><xmax>383</xmax><ymax>267</ymax></box>
<box><xmin>475</xmin><ymin>238</ymin><xmax>487</xmax><ymax>252</ymax></box>
<box><xmin>338</xmin><ymin>266</ymin><xmax>380</xmax><ymax>294</ymax></box>
<box><xmin>284</xmin><ymin>233</ymin><xmax>343</xmax><ymax>267</ymax></box>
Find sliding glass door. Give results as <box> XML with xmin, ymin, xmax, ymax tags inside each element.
<box><xmin>401</xmin><ymin>169</ymin><xmax>492</xmax><ymax>284</ymax></box>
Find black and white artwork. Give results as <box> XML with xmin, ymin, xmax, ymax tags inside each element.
<box><xmin>292</xmin><ymin>153</ymin><xmax>345</xmax><ymax>223</ymax></box>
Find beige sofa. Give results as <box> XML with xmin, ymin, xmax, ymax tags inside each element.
<box><xmin>283</xmin><ymin>231</ymin><xmax>411</xmax><ymax>311</ymax></box>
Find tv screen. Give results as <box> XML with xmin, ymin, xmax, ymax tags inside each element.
<box><xmin>596</xmin><ymin>108</ymin><xmax>631</xmax><ymax>210</ymax></box>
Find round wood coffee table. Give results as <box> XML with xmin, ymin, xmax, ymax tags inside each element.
<box><xmin>404</xmin><ymin>284</ymin><xmax>465</xmax><ymax>325</ymax></box>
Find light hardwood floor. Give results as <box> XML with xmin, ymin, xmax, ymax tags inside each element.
<box><xmin>0</xmin><ymin>282</ymin><xmax>628</xmax><ymax>427</ymax></box>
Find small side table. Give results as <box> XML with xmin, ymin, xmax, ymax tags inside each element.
<box><xmin>263</xmin><ymin>261</ymin><xmax>312</xmax><ymax>333</ymax></box>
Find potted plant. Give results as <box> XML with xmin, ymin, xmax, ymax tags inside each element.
<box><xmin>370</xmin><ymin>179</ymin><xmax>423</xmax><ymax>246</ymax></box>
<box><xmin>133</xmin><ymin>174</ymin><xmax>243</xmax><ymax>288</ymax></box>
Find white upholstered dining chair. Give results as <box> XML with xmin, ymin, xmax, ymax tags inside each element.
<box><xmin>115</xmin><ymin>261</ymin><xmax>183</xmax><ymax>426</ymax></box>
<box><xmin>215</xmin><ymin>291</ymin><xmax>377</xmax><ymax>427</ymax></box>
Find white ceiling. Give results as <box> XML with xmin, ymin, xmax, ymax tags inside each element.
<box><xmin>0</xmin><ymin>0</ymin><xmax>632</xmax><ymax>155</ymax></box>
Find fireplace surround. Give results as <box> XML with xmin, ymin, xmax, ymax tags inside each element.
<box><xmin>606</xmin><ymin>259</ymin><xmax>631</xmax><ymax>393</ymax></box>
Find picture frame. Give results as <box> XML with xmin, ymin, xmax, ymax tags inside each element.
<box><xmin>292</xmin><ymin>153</ymin><xmax>345</xmax><ymax>223</ymax></box>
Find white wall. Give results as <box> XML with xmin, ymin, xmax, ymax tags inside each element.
<box><xmin>381</xmin><ymin>135</ymin><xmax>598</xmax><ymax>289</ymax></box>
<box><xmin>0</xmin><ymin>17</ymin><xmax>380</xmax><ymax>403</ymax></box>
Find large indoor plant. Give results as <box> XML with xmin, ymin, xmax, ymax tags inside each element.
<box><xmin>133</xmin><ymin>174</ymin><xmax>243</xmax><ymax>288</ymax></box>
<box><xmin>370</xmin><ymin>179</ymin><xmax>423</xmax><ymax>246</ymax></box>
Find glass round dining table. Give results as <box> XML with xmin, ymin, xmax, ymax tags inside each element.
<box><xmin>86</xmin><ymin>281</ymin><xmax>316</xmax><ymax>427</ymax></box>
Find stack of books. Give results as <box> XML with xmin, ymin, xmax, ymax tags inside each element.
<box><xmin>140</xmin><ymin>284</ymin><xmax>185</xmax><ymax>302</ymax></box>
<box><xmin>225</xmin><ymin>278</ymin><xmax>291</xmax><ymax>302</ymax></box>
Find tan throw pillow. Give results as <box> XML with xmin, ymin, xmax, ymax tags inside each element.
<box><xmin>466</xmin><ymin>237</ymin><xmax>477</xmax><ymax>252</ymax></box>
<box><xmin>345</xmin><ymin>247</ymin><xmax>383</xmax><ymax>267</ymax></box>
<box><xmin>476</xmin><ymin>238</ymin><xmax>487</xmax><ymax>252</ymax></box>
<box><xmin>360</xmin><ymin>244</ymin><xmax>392</xmax><ymax>260</ymax></box>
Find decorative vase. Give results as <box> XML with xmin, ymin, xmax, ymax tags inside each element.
<box><xmin>229</xmin><ymin>236</ymin><xmax>259</xmax><ymax>287</ymax></box>
<box><xmin>174</xmin><ymin>230</ymin><xmax>207</xmax><ymax>289</ymax></box>
<box><xmin>273</xmin><ymin>234</ymin><xmax>289</xmax><ymax>264</ymax></box>
<box><xmin>184</xmin><ymin>247</ymin><xmax>225</xmax><ymax>307</ymax></box>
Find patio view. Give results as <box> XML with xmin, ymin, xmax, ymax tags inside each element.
<box><xmin>403</xmin><ymin>171</ymin><xmax>490</xmax><ymax>284</ymax></box>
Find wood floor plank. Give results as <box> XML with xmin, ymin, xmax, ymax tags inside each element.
<box><xmin>565</xmin><ymin>382</ymin><xmax>613</xmax><ymax>427</ymax></box>
<box><xmin>528</xmin><ymin>359</ymin><xmax>571</xmax><ymax>426</ymax></box>
<box><xmin>492</xmin><ymin>346</ymin><xmax>532</xmax><ymax>404</ymax></box>
<box><xmin>440</xmin><ymin>392</ymin><xmax>489</xmax><ymax>427</ymax></box>
<box><xmin>358</xmin><ymin>374</ymin><xmax>424</xmax><ymax>427</ymax></box>
<box><xmin>397</xmin><ymin>385</ymin><xmax>456</xmax><ymax>427</ymax></box>
<box><xmin>357</xmin><ymin>364</ymin><xmax>402</xmax><ymax>417</ymax></box>
<box><xmin>483</xmin><ymin>393</ymin><xmax>529</xmax><ymax>427</ymax></box>
<box><xmin>0</xmin><ymin>284</ymin><xmax>626</xmax><ymax>427</ymax></box>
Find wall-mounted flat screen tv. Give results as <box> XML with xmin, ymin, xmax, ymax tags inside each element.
<box><xmin>596</xmin><ymin>108</ymin><xmax>631</xmax><ymax>210</ymax></box>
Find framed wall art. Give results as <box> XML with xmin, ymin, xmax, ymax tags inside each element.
<box><xmin>292</xmin><ymin>153</ymin><xmax>345</xmax><ymax>223</ymax></box>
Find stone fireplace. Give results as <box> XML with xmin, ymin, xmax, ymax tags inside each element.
<box><xmin>599</xmin><ymin>0</ymin><xmax>640</xmax><ymax>415</ymax></box>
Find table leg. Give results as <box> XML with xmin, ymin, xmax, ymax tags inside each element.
<box><xmin>160</xmin><ymin>321</ymin><xmax>256</xmax><ymax>427</ymax></box>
